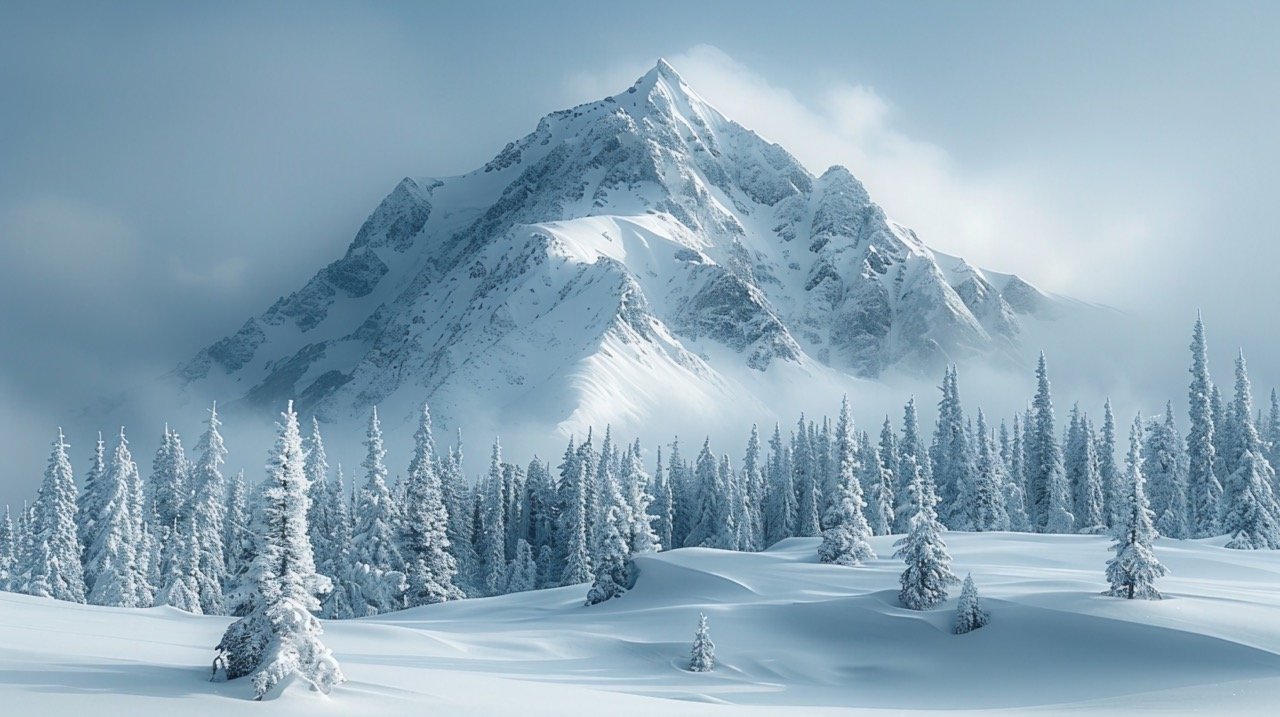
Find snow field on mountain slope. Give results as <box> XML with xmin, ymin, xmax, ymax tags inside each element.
<box><xmin>5</xmin><ymin>533</ymin><xmax>1280</xmax><ymax>715</ymax></box>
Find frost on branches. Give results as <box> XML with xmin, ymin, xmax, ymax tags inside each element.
<box><xmin>953</xmin><ymin>574</ymin><xmax>990</xmax><ymax>634</ymax></box>
<box><xmin>893</xmin><ymin>458</ymin><xmax>957</xmax><ymax>610</ymax></box>
<box><xmin>1105</xmin><ymin>417</ymin><xmax>1167</xmax><ymax>600</ymax></box>
<box><xmin>688</xmin><ymin>612</ymin><xmax>715</xmax><ymax>672</ymax></box>
<box><xmin>213</xmin><ymin>402</ymin><xmax>344</xmax><ymax>700</ymax></box>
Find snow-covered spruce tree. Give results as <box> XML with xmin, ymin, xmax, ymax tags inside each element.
<box><xmin>159</xmin><ymin>517</ymin><xmax>203</xmax><ymax>613</ymax></box>
<box><xmin>651</xmin><ymin>446</ymin><xmax>675</xmax><ymax>552</ymax></box>
<box><xmin>685</xmin><ymin>438</ymin><xmax>734</xmax><ymax>548</ymax></box>
<box><xmin>894</xmin><ymin>398</ymin><xmax>928</xmax><ymax>534</ymax></box>
<box><xmin>965</xmin><ymin>410</ymin><xmax>1009</xmax><ymax>532</ymax></box>
<box><xmin>688</xmin><ymin>613</ymin><xmax>715</xmax><ymax>673</ymax></box>
<box><xmin>1098</xmin><ymin>399</ymin><xmax>1123</xmax><ymax>529</ymax></box>
<box><xmin>0</xmin><ymin>505</ymin><xmax>14</xmax><ymax>589</ymax></box>
<box><xmin>223</xmin><ymin>469</ymin><xmax>252</xmax><ymax>605</ymax></box>
<box><xmin>1008</xmin><ymin>413</ymin><xmax>1027</xmax><ymax>498</ymax></box>
<box><xmin>348</xmin><ymin>408</ymin><xmax>407</xmax><ymax>614</ymax></box>
<box><xmin>586</xmin><ymin>466</ymin><xmax>632</xmax><ymax>606</ymax></box>
<box><xmin>1106</xmin><ymin>417</ymin><xmax>1168</xmax><ymax>600</ymax></box>
<box><xmin>763</xmin><ymin>424</ymin><xmax>796</xmax><ymax>546</ymax></box>
<box><xmin>621</xmin><ymin>446</ymin><xmax>661</xmax><ymax>554</ymax></box>
<box><xmin>666</xmin><ymin>438</ymin><xmax>692</xmax><ymax>548</ymax></box>
<box><xmin>818</xmin><ymin>396</ymin><xmax>875</xmax><ymax>566</ymax></box>
<box><xmin>893</xmin><ymin>457</ymin><xmax>957</xmax><ymax>610</ymax></box>
<box><xmin>147</xmin><ymin>424</ymin><xmax>189</xmax><ymax>555</ymax></box>
<box><xmin>505</xmin><ymin>538</ymin><xmax>538</xmax><ymax>594</ymax></box>
<box><xmin>22</xmin><ymin>429</ymin><xmax>86</xmax><ymax>603</ymax></box>
<box><xmin>400</xmin><ymin>403</ymin><xmax>462</xmax><ymax>606</ymax></box>
<box><xmin>1268</xmin><ymin>388</ymin><xmax>1280</xmax><ymax>478</ymax></box>
<box><xmin>741</xmin><ymin>425</ymin><xmax>765</xmax><ymax>550</ymax></box>
<box><xmin>475</xmin><ymin>439</ymin><xmax>508</xmax><ymax>597</ymax></box>
<box><xmin>1064</xmin><ymin>408</ymin><xmax>1105</xmax><ymax>533</ymax></box>
<box><xmin>860</xmin><ymin>431</ymin><xmax>894</xmax><ymax>536</ymax></box>
<box><xmin>77</xmin><ymin>432</ymin><xmax>107</xmax><ymax>568</ymax></box>
<box><xmin>792</xmin><ymin>418</ymin><xmax>821</xmax><ymax>537</ymax></box>
<box><xmin>188</xmin><ymin>402</ymin><xmax>228</xmax><ymax>614</ymax></box>
<box><xmin>317</xmin><ymin>464</ymin><xmax>358</xmax><ymax>619</ymax></box>
<box><xmin>441</xmin><ymin>438</ymin><xmax>477</xmax><ymax>594</ymax></box>
<box><xmin>1186</xmin><ymin>315</ymin><xmax>1222</xmax><ymax>537</ymax></box>
<box><xmin>305</xmin><ymin>418</ymin><xmax>337</xmax><ymax>585</ymax></box>
<box><xmin>877</xmin><ymin>417</ymin><xmax>900</xmax><ymax>530</ymax></box>
<box><xmin>1026</xmin><ymin>354</ymin><xmax>1075</xmax><ymax>533</ymax></box>
<box><xmin>213</xmin><ymin>401</ymin><xmax>343</xmax><ymax>700</ymax></box>
<box><xmin>953</xmin><ymin>574</ymin><xmax>990</xmax><ymax>634</ymax></box>
<box><xmin>85</xmin><ymin>429</ymin><xmax>153</xmax><ymax>607</ymax></box>
<box><xmin>558</xmin><ymin>436</ymin><xmax>592</xmax><ymax>586</ymax></box>
<box><xmin>1221</xmin><ymin>449</ymin><xmax>1280</xmax><ymax>549</ymax></box>
<box><xmin>1144</xmin><ymin>403</ymin><xmax>1190</xmax><ymax>539</ymax></box>
<box><xmin>726</xmin><ymin>454</ymin><xmax>754</xmax><ymax>551</ymax></box>
<box><xmin>1219</xmin><ymin>351</ymin><xmax>1258</xmax><ymax>481</ymax></box>
<box><xmin>932</xmin><ymin>366</ymin><xmax>976</xmax><ymax>529</ymax></box>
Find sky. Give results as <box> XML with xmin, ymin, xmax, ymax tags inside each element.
<box><xmin>2</xmin><ymin>0</ymin><xmax>1279</xmax><ymax>503</ymax></box>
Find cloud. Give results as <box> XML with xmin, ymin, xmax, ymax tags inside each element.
<box><xmin>0</xmin><ymin>197</ymin><xmax>141</xmax><ymax>286</ymax></box>
<box><xmin>567</xmin><ymin>45</ymin><xmax>1157</xmax><ymax>302</ymax></box>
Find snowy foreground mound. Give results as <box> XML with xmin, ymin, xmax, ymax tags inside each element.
<box><xmin>4</xmin><ymin>533</ymin><xmax>1280</xmax><ymax>715</ymax></box>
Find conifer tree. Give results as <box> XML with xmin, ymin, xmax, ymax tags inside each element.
<box><xmin>348</xmin><ymin>408</ymin><xmax>407</xmax><ymax>613</ymax></box>
<box><xmin>1027</xmin><ymin>354</ymin><xmax>1074</xmax><ymax>533</ymax></box>
<box><xmin>763</xmin><ymin>424</ymin><xmax>796</xmax><ymax>546</ymax></box>
<box><xmin>85</xmin><ymin>429</ymin><xmax>152</xmax><ymax>607</ymax></box>
<box><xmin>895</xmin><ymin>398</ymin><xmax>929</xmax><ymax>534</ymax></box>
<box><xmin>77</xmin><ymin>432</ymin><xmax>107</xmax><ymax>566</ymax></box>
<box><xmin>651</xmin><ymin>446</ymin><xmax>675</xmax><ymax>552</ymax></box>
<box><xmin>686</xmin><ymin>438</ymin><xmax>733</xmax><ymax>548</ymax></box>
<box><xmin>213</xmin><ymin>402</ymin><xmax>343</xmax><ymax>699</ymax></box>
<box><xmin>620</xmin><ymin>446</ymin><xmax>660</xmax><ymax>554</ymax></box>
<box><xmin>400</xmin><ymin>403</ymin><xmax>462</xmax><ymax>606</ymax></box>
<box><xmin>1186</xmin><ymin>315</ymin><xmax>1222</xmax><ymax>537</ymax></box>
<box><xmin>953</xmin><ymin>574</ymin><xmax>989</xmax><ymax>634</ymax></box>
<box><xmin>223</xmin><ymin>469</ymin><xmax>251</xmax><ymax>600</ymax></box>
<box><xmin>558</xmin><ymin>436</ymin><xmax>592</xmax><ymax>586</ymax></box>
<box><xmin>505</xmin><ymin>538</ymin><xmax>538</xmax><ymax>594</ymax></box>
<box><xmin>998</xmin><ymin>419</ymin><xmax>1030</xmax><ymax>531</ymax></box>
<box><xmin>159</xmin><ymin>516</ymin><xmax>203</xmax><ymax>613</ymax></box>
<box><xmin>0</xmin><ymin>506</ymin><xmax>14</xmax><ymax>590</ymax></box>
<box><xmin>793</xmin><ymin>418</ymin><xmax>821</xmax><ymax>537</ymax></box>
<box><xmin>893</xmin><ymin>457</ymin><xmax>957</xmax><ymax>610</ymax></box>
<box><xmin>22</xmin><ymin>429</ymin><xmax>86</xmax><ymax>603</ymax></box>
<box><xmin>188</xmin><ymin>403</ymin><xmax>228</xmax><ymax>614</ymax></box>
<box><xmin>586</xmin><ymin>464</ymin><xmax>632</xmax><ymax>605</ymax></box>
<box><xmin>1097</xmin><ymin>400</ymin><xmax>1123</xmax><ymax>528</ymax></box>
<box><xmin>688</xmin><ymin>613</ymin><xmax>715</xmax><ymax>673</ymax></box>
<box><xmin>475</xmin><ymin>439</ymin><xmax>509</xmax><ymax>597</ymax></box>
<box><xmin>1144</xmin><ymin>403</ymin><xmax>1190</xmax><ymax>539</ymax></box>
<box><xmin>1065</xmin><ymin>408</ymin><xmax>1106</xmax><ymax>533</ymax></box>
<box><xmin>818</xmin><ymin>396</ymin><xmax>875</xmax><ymax>566</ymax></box>
<box><xmin>1106</xmin><ymin>417</ymin><xmax>1168</xmax><ymax>599</ymax></box>
<box><xmin>932</xmin><ymin>366</ymin><xmax>975</xmax><ymax>528</ymax></box>
<box><xmin>741</xmin><ymin>425</ymin><xmax>765</xmax><ymax>550</ymax></box>
<box><xmin>860</xmin><ymin>431</ymin><xmax>894</xmax><ymax>535</ymax></box>
<box><xmin>877</xmin><ymin>417</ymin><xmax>900</xmax><ymax>530</ymax></box>
<box><xmin>318</xmin><ymin>465</ymin><xmax>358</xmax><ymax>619</ymax></box>
<box><xmin>147</xmin><ymin>425</ymin><xmax>189</xmax><ymax>550</ymax></box>
<box><xmin>966</xmin><ymin>410</ymin><xmax>1009</xmax><ymax>531</ymax></box>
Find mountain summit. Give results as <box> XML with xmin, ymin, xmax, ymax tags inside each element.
<box><xmin>176</xmin><ymin>60</ymin><xmax>1067</xmax><ymax>441</ymax></box>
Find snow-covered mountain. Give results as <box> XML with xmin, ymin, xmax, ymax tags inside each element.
<box><xmin>176</xmin><ymin>60</ymin><xmax>1070</xmax><ymax>445</ymax></box>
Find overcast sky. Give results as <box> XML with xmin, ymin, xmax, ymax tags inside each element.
<box><xmin>3</xmin><ymin>1</ymin><xmax>1279</xmax><ymax>503</ymax></box>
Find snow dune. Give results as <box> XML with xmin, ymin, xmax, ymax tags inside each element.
<box><xmin>4</xmin><ymin>533</ymin><xmax>1280</xmax><ymax>715</ymax></box>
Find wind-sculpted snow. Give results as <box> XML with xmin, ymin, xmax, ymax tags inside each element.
<box><xmin>176</xmin><ymin>59</ymin><xmax>1077</xmax><ymax>443</ymax></box>
<box><xmin>6</xmin><ymin>533</ymin><xmax>1280</xmax><ymax>714</ymax></box>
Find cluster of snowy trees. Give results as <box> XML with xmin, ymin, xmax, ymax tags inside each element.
<box><xmin>0</xmin><ymin>316</ymin><xmax>1273</xmax><ymax>617</ymax></box>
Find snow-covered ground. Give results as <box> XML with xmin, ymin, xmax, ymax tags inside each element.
<box><xmin>4</xmin><ymin>533</ymin><xmax>1280</xmax><ymax>715</ymax></box>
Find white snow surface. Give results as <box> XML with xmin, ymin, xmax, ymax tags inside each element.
<box><xmin>5</xmin><ymin>532</ymin><xmax>1280</xmax><ymax>715</ymax></box>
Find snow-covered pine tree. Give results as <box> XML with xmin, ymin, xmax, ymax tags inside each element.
<box><xmin>0</xmin><ymin>506</ymin><xmax>14</xmax><ymax>590</ymax></box>
<box><xmin>1097</xmin><ymin>399</ymin><xmax>1123</xmax><ymax>529</ymax></box>
<box><xmin>1221</xmin><ymin>449</ymin><xmax>1280</xmax><ymax>550</ymax></box>
<box><xmin>741</xmin><ymin>425</ymin><xmax>765</xmax><ymax>550</ymax></box>
<box><xmin>932</xmin><ymin>366</ymin><xmax>976</xmax><ymax>529</ymax></box>
<box><xmin>400</xmin><ymin>403</ymin><xmax>462</xmax><ymax>606</ymax></box>
<box><xmin>441</xmin><ymin>436</ymin><xmax>477</xmax><ymax>593</ymax></box>
<box><xmin>893</xmin><ymin>456</ymin><xmax>958</xmax><ymax>610</ymax></box>
<box><xmin>953</xmin><ymin>574</ymin><xmax>990</xmax><ymax>634</ymax></box>
<box><xmin>1106</xmin><ymin>417</ymin><xmax>1168</xmax><ymax>600</ymax></box>
<box><xmin>1220</xmin><ymin>351</ymin><xmax>1258</xmax><ymax>481</ymax></box>
<box><xmin>85</xmin><ymin>429</ymin><xmax>152</xmax><ymax>607</ymax></box>
<box><xmin>21</xmin><ymin>429</ymin><xmax>86</xmax><ymax>603</ymax></box>
<box><xmin>997</xmin><ymin>419</ymin><xmax>1030</xmax><ymax>532</ymax></box>
<box><xmin>1267</xmin><ymin>389</ymin><xmax>1280</xmax><ymax>477</ymax></box>
<box><xmin>620</xmin><ymin>446</ymin><xmax>661</xmax><ymax>554</ymax></box>
<box><xmin>1186</xmin><ymin>315</ymin><xmax>1222</xmax><ymax>538</ymax></box>
<box><xmin>818</xmin><ymin>396</ymin><xmax>876</xmax><ymax>566</ymax></box>
<box><xmin>348</xmin><ymin>408</ymin><xmax>407</xmax><ymax>613</ymax></box>
<box><xmin>305</xmin><ymin>418</ymin><xmax>337</xmax><ymax>585</ymax></box>
<box><xmin>159</xmin><ymin>516</ymin><xmax>203</xmax><ymax>613</ymax></box>
<box><xmin>878</xmin><ymin>417</ymin><xmax>900</xmax><ymax>530</ymax></box>
<box><xmin>213</xmin><ymin>401</ymin><xmax>343</xmax><ymax>699</ymax></box>
<box><xmin>688</xmin><ymin>613</ymin><xmax>715</xmax><ymax>673</ymax></box>
<box><xmin>1144</xmin><ymin>402</ymin><xmax>1190</xmax><ymax>539</ymax></box>
<box><xmin>685</xmin><ymin>439</ymin><xmax>733</xmax><ymax>548</ymax></box>
<box><xmin>318</xmin><ymin>464</ymin><xmax>358</xmax><ymax>619</ymax></box>
<box><xmin>895</xmin><ymin>398</ymin><xmax>929</xmax><ymax>534</ymax></box>
<box><xmin>667</xmin><ymin>438</ymin><xmax>692</xmax><ymax>548</ymax></box>
<box><xmin>1064</xmin><ymin>409</ymin><xmax>1106</xmax><ymax>533</ymax></box>
<box><xmin>147</xmin><ymin>424</ymin><xmax>189</xmax><ymax>553</ymax></box>
<box><xmin>651</xmin><ymin>446</ymin><xmax>675</xmax><ymax>553</ymax></box>
<box><xmin>188</xmin><ymin>402</ymin><xmax>228</xmax><ymax>614</ymax></box>
<box><xmin>505</xmin><ymin>538</ymin><xmax>538</xmax><ymax>594</ymax></box>
<box><xmin>585</xmin><ymin>463</ymin><xmax>632</xmax><ymax>606</ymax></box>
<box><xmin>763</xmin><ymin>424</ymin><xmax>796</xmax><ymax>546</ymax></box>
<box><xmin>558</xmin><ymin>436</ymin><xmax>592</xmax><ymax>586</ymax></box>
<box><xmin>77</xmin><ymin>432</ymin><xmax>107</xmax><ymax>568</ymax></box>
<box><xmin>965</xmin><ymin>410</ymin><xmax>1009</xmax><ymax>532</ymax></box>
<box><xmin>793</xmin><ymin>418</ymin><xmax>821</xmax><ymax>537</ymax></box>
<box><xmin>223</xmin><ymin>469</ymin><xmax>251</xmax><ymax>604</ymax></box>
<box><xmin>725</xmin><ymin>453</ymin><xmax>754</xmax><ymax>551</ymax></box>
<box><xmin>474</xmin><ymin>439</ymin><xmax>509</xmax><ymax>597</ymax></box>
<box><xmin>859</xmin><ymin>431</ymin><xmax>894</xmax><ymax>536</ymax></box>
<box><xmin>1026</xmin><ymin>354</ymin><xmax>1075</xmax><ymax>533</ymax></box>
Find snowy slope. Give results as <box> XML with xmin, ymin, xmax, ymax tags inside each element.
<box><xmin>174</xmin><ymin>60</ymin><xmax>1081</xmax><ymax>452</ymax></box>
<box><xmin>5</xmin><ymin>533</ymin><xmax>1280</xmax><ymax>715</ymax></box>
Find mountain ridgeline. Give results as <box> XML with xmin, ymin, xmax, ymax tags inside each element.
<box><xmin>177</xmin><ymin>59</ymin><xmax>1066</xmax><ymax>436</ymax></box>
